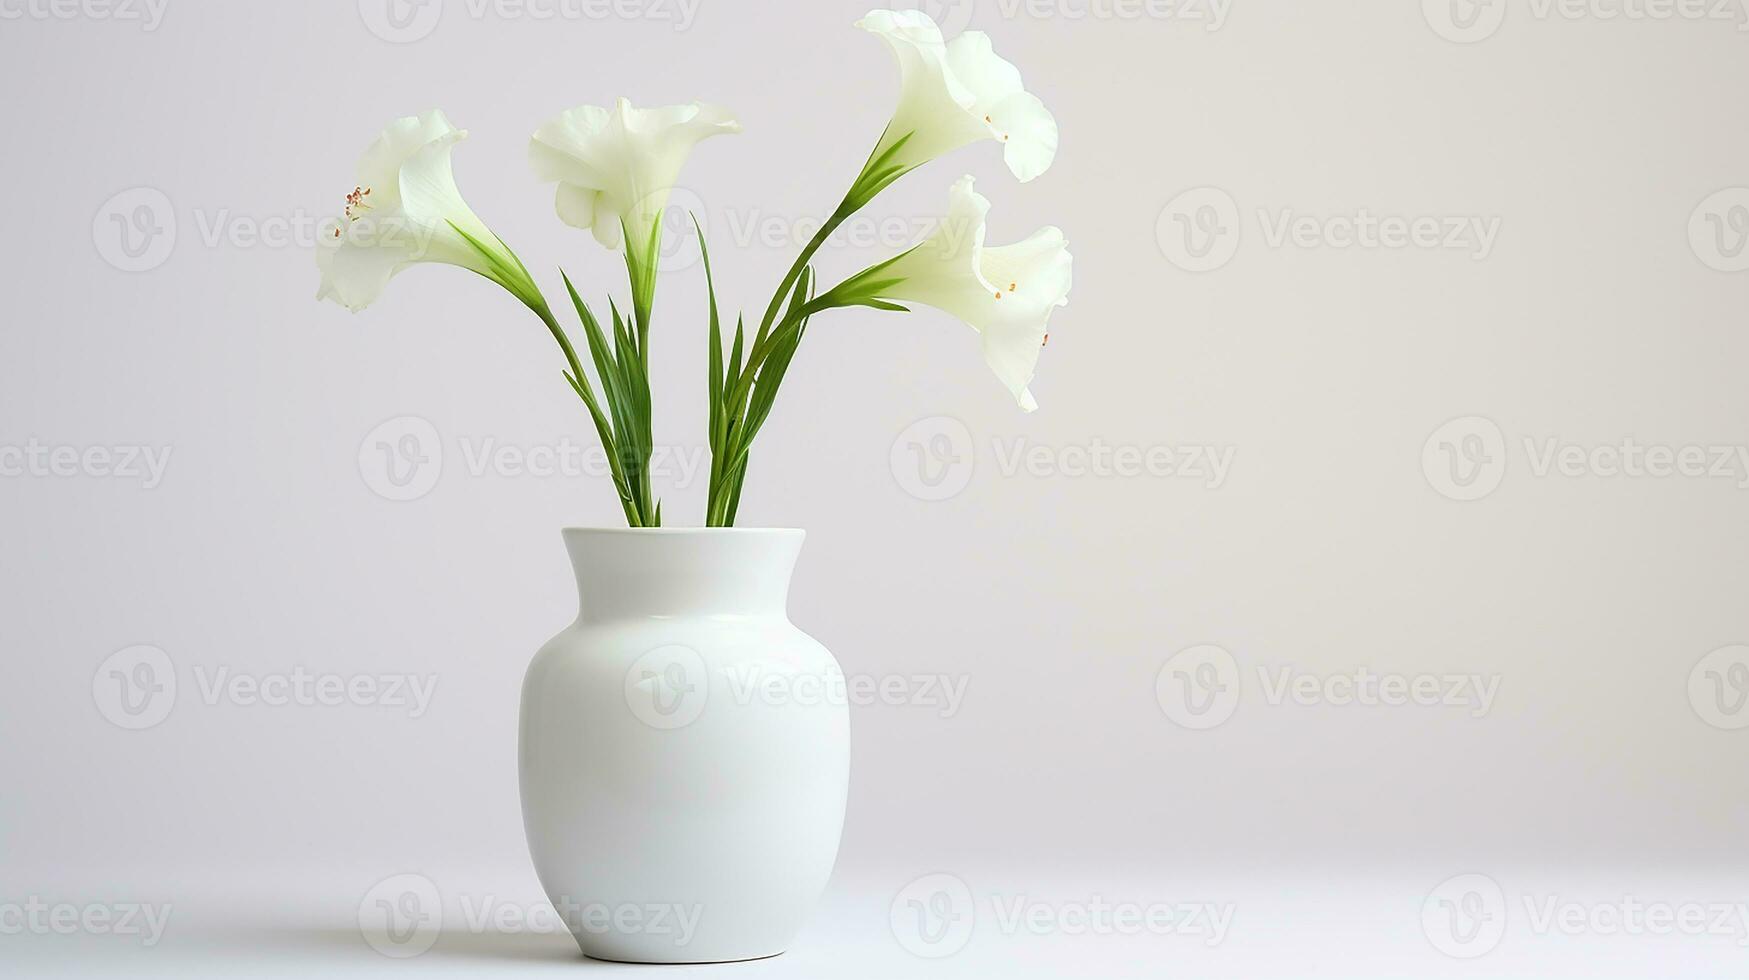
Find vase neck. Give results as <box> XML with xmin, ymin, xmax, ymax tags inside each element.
<box><xmin>564</xmin><ymin>529</ymin><xmax>804</xmax><ymax>623</ymax></box>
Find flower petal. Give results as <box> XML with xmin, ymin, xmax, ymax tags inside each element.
<box><xmin>315</xmin><ymin>224</ymin><xmax>419</xmax><ymax>312</ymax></box>
<box><xmin>553</xmin><ymin>183</ymin><xmax>599</xmax><ymax>232</ymax></box>
<box><xmin>356</xmin><ymin>109</ymin><xmax>458</xmax><ymax>211</ymax></box>
<box><xmin>993</xmin><ymin>91</ymin><xmax>1058</xmax><ymax>182</ymax></box>
<box><xmin>529</xmin><ymin>99</ymin><xmax>739</xmax><ymax>256</ymax></box>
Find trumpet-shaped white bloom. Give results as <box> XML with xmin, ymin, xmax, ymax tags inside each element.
<box><xmin>858</xmin><ymin>9</ymin><xmax>1058</xmax><ymax>183</ymax></box>
<box><xmin>877</xmin><ymin>176</ymin><xmax>1071</xmax><ymax>411</ymax></box>
<box><xmin>316</xmin><ymin>110</ymin><xmax>527</xmax><ymax>313</ymax></box>
<box><xmin>529</xmin><ymin>99</ymin><xmax>740</xmax><ymax>258</ymax></box>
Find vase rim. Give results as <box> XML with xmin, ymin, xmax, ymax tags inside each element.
<box><xmin>562</xmin><ymin>526</ymin><xmax>803</xmax><ymax>535</ymax></box>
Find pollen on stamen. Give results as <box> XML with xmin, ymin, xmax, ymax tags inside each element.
<box><xmin>1042</xmin><ymin>333</ymin><xmax>1050</xmax><ymax>348</ymax></box>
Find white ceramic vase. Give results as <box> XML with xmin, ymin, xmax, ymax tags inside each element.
<box><xmin>519</xmin><ymin>528</ymin><xmax>849</xmax><ymax>964</ymax></box>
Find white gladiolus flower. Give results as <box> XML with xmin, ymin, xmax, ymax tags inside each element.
<box><xmin>857</xmin><ymin>8</ymin><xmax>1058</xmax><ymax>183</ymax></box>
<box><xmin>316</xmin><ymin>110</ymin><xmax>532</xmax><ymax>313</ymax></box>
<box><xmin>529</xmin><ymin>99</ymin><xmax>741</xmax><ymax>260</ymax></box>
<box><xmin>875</xmin><ymin>176</ymin><xmax>1071</xmax><ymax>411</ymax></box>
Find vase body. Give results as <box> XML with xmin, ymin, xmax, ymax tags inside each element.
<box><xmin>519</xmin><ymin>528</ymin><xmax>849</xmax><ymax>964</ymax></box>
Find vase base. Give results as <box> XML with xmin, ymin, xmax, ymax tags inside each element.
<box><xmin>581</xmin><ymin>949</ymin><xmax>786</xmax><ymax>965</ymax></box>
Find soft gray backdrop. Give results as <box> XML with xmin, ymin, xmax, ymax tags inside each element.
<box><xmin>2</xmin><ymin>0</ymin><xmax>1747</xmax><ymax>975</ymax></box>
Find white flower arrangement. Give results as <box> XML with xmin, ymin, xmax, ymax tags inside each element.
<box><xmin>316</xmin><ymin>8</ymin><xmax>1072</xmax><ymax>527</ymax></box>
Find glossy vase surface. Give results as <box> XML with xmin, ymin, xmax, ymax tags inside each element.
<box><xmin>519</xmin><ymin>528</ymin><xmax>849</xmax><ymax>964</ymax></box>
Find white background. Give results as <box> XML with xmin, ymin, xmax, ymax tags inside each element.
<box><xmin>2</xmin><ymin>0</ymin><xmax>1747</xmax><ymax>975</ymax></box>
